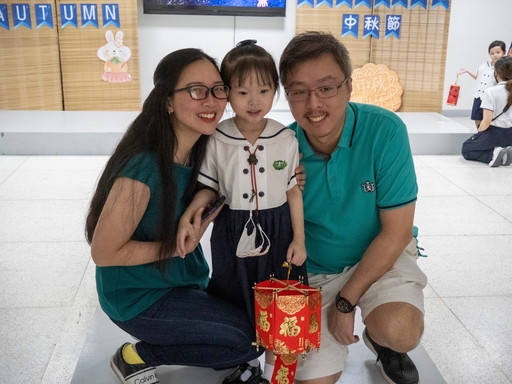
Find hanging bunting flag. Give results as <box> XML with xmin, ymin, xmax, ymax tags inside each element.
<box><xmin>336</xmin><ymin>0</ymin><xmax>352</xmax><ymax>8</ymax></box>
<box><xmin>298</xmin><ymin>0</ymin><xmax>314</xmax><ymax>8</ymax></box>
<box><xmin>60</xmin><ymin>4</ymin><xmax>77</xmax><ymax>29</ymax></box>
<box><xmin>0</xmin><ymin>4</ymin><xmax>9</xmax><ymax>30</ymax></box>
<box><xmin>385</xmin><ymin>14</ymin><xmax>401</xmax><ymax>39</ymax></box>
<box><xmin>81</xmin><ymin>4</ymin><xmax>98</xmax><ymax>28</ymax></box>
<box><xmin>391</xmin><ymin>0</ymin><xmax>408</xmax><ymax>8</ymax></box>
<box><xmin>363</xmin><ymin>15</ymin><xmax>380</xmax><ymax>39</ymax></box>
<box><xmin>432</xmin><ymin>0</ymin><xmax>449</xmax><ymax>9</ymax></box>
<box><xmin>374</xmin><ymin>0</ymin><xmax>391</xmax><ymax>8</ymax></box>
<box><xmin>102</xmin><ymin>4</ymin><xmax>120</xmax><ymax>28</ymax></box>
<box><xmin>317</xmin><ymin>0</ymin><xmax>334</xmax><ymax>8</ymax></box>
<box><xmin>342</xmin><ymin>14</ymin><xmax>359</xmax><ymax>38</ymax></box>
<box><xmin>354</xmin><ymin>0</ymin><xmax>371</xmax><ymax>8</ymax></box>
<box><xmin>12</xmin><ymin>3</ymin><xmax>31</xmax><ymax>29</ymax></box>
<box><xmin>35</xmin><ymin>4</ymin><xmax>53</xmax><ymax>29</ymax></box>
<box><xmin>410</xmin><ymin>0</ymin><xmax>427</xmax><ymax>8</ymax></box>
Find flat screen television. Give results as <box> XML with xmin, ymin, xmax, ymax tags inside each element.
<box><xmin>143</xmin><ymin>0</ymin><xmax>286</xmax><ymax>17</ymax></box>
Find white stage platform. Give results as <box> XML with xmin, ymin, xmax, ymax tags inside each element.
<box><xmin>0</xmin><ymin>110</ymin><xmax>474</xmax><ymax>155</ymax></box>
<box><xmin>70</xmin><ymin>305</ymin><xmax>445</xmax><ymax>384</ymax></box>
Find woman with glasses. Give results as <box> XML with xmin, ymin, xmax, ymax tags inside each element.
<box><xmin>85</xmin><ymin>48</ymin><xmax>263</xmax><ymax>384</ymax></box>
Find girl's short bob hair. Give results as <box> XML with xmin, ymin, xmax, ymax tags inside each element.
<box><xmin>221</xmin><ymin>40</ymin><xmax>279</xmax><ymax>93</ymax></box>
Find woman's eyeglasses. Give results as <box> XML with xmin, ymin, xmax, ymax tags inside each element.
<box><xmin>171</xmin><ymin>85</ymin><xmax>230</xmax><ymax>100</ymax></box>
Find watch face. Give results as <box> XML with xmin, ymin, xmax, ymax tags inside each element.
<box><xmin>336</xmin><ymin>295</ymin><xmax>355</xmax><ymax>313</ymax></box>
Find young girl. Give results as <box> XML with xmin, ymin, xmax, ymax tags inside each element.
<box><xmin>458</xmin><ymin>40</ymin><xmax>506</xmax><ymax>128</ymax></box>
<box><xmin>462</xmin><ymin>56</ymin><xmax>512</xmax><ymax>166</ymax></box>
<box><xmin>179</xmin><ymin>40</ymin><xmax>307</xmax><ymax>384</ymax></box>
<box><xmin>86</xmin><ymin>48</ymin><xmax>263</xmax><ymax>384</ymax></box>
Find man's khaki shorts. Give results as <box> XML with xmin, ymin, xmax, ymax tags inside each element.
<box><xmin>294</xmin><ymin>238</ymin><xmax>427</xmax><ymax>381</ymax></box>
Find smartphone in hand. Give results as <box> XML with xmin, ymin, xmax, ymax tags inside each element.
<box><xmin>201</xmin><ymin>195</ymin><xmax>226</xmax><ymax>221</ymax></box>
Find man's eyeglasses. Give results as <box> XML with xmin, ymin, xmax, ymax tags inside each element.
<box><xmin>285</xmin><ymin>77</ymin><xmax>351</xmax><ymax>102</ymax></box>
<box><xmin>171</xmin><ymin>85</ymin><xmax>230</xmax><ymax>100</ymax></box>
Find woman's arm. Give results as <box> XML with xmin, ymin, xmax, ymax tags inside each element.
<box><xmin>478</xmin><ymin>108</ymin><xmax>493</xmax><ymax>131</ymax></box>
<box><xmin>285</xmin><ymin>185</ymin><xmax>306</xmax><ymax>266</ymax></box>
<box><xmin>91</xmin><ymin>177</ymin><xmax>162</xmax><ymax>266</ymax></box>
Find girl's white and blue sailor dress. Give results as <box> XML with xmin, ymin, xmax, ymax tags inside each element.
<box><xmin>198</xmin><ymin>117</ymin><xmax>308</xmax><ymax>326</ymax></box>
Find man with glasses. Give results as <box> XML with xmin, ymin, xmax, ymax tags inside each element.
<box><xmin>278</xmin><ymin>31</ymin><xmax>426</xmax><ymax>384</ymax></box>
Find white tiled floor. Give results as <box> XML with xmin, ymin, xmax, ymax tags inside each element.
<box><xmin>1</xmin><ymin>132</ymin><xmax>512</xmax><ymax>382</ymax></box>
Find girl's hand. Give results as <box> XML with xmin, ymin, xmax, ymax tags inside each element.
<box><xmin>457</xmin><ymin>68</ymin><xmax>469</xmax><ymax>75</ymax></box>
<box><xmin>286</xmin><ymin>240</ymin><xmax>307</xmax><ymax>266</ymax></box>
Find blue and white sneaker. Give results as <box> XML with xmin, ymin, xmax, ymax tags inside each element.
<box><xmin>489</xmin><ymin>147</ymin><xmax>506</xmax><ymax>167</ymax></box>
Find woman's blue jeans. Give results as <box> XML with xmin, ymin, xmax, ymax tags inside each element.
<box><xmin>111</xmin><ymin>287</ymin><xmax>263</xmax><ymax>369</ymax></box>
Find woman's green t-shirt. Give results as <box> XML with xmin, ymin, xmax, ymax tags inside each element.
<box><xmin>95</xmin><ymin>152</ymin><xmax>210</xmax><ymax>321</ymax></box>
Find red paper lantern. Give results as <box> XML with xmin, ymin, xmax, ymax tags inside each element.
<box><xmin>254</xmin><ymin>277</ymin><xmax>321</xmax><ymax>384</ymax></box>
<box><xmin>446</xmin><ymin>75</ymin><xmax>460</xmax><ymax>106</ymax></box>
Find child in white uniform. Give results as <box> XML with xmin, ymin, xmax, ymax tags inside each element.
<box><xmin>178</xmin><ymin>40</ymin><xmax>307</xmax><ymax>384</ymax></box>
<box><xmin>458</xmin><ymin>40</ymin><xmax>506</xmax><ymax>128</ymax></box>
<box><xmin>462</xmin><ymin>57</ymin><xmax>512</xmax><ymax>166</ymax></box>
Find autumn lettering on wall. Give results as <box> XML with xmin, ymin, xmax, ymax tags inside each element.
<box><xmin>0</xmin><ymin>1</ymin><xmax>141</xmax><ymax>110</ymax></box>
<box><xmin>0</xmin><ymin>3</ymin><xmax>120</xmax><ymax>30</ymax></box>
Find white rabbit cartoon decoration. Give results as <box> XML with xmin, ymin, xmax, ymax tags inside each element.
<box><xmin>97</xmin><ymin>30</ymin><xmax>132</xmax><ymax>84</ymax></box>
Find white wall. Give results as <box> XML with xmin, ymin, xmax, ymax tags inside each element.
<box><xmin>136</xmin><ymin>0</ymin><xmax>512</xmax><ymax>115</ymax></box>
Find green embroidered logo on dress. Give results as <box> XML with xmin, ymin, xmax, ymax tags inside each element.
<box><xmin>273</xmin><ymin>160</ymin><xmax>288</xmax><ymax>170</ymax></box>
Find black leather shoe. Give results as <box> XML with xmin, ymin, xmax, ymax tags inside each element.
<box><xmin>222</xmin><ymin>363</ymin><xmax>268</xmax><ymax>384</ymax></box>
<box><xmin>363</xmin><ymin>328</ymin><xmax>420</xmax><ymax>384</ymax></box>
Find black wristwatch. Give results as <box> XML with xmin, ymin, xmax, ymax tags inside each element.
<box><xmin>335</xmin><ymin>292</ymin><xmax>356</xmax><ymax>313</ymax></box>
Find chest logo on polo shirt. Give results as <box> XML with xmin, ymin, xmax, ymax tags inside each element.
<box><xmin>273</xmin><ymin>160</ymin><xmax>288</xmax><ymax>170</ymax></box>
<box><xmin>361</xmin><ymin>181</ymin><xmax>375</xmax><ymax>193</ymax></box>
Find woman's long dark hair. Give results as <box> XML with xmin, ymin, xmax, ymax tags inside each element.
<box><xmin>85</xmin><ymin>49</ymin><xmax>219</xmax><ymax>270</ymax></box>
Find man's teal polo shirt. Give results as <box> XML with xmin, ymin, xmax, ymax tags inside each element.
<box><xmin>289</xmin><ymin>102</ymin><xmax>417</xmax><ymax>274</ymax></box>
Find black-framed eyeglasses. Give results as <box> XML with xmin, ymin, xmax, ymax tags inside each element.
<box><xmin>171</xmin><ymin>85</ymin><xmax>230</xmax><ymax>100</ymax></box>
<box><xmin>285</xmin><ymin>77</ymin><xmax>351</xmax><ymax>102</ymax></box>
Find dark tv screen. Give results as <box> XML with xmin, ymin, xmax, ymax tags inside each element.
<box><xmin>143</xmin><ymin>0</ymin><xmax>286</xmax><ymax>17</ymax></box>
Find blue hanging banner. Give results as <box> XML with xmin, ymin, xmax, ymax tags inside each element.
<box><xmin>12</xmin><ymin>3</ymin><xmax>31</xmax><ymax>29</ymax></box>
<box><xmin>432</xmin><ymin>0</ymin><xmax>449</xmax><ymax>9</ymax></box>
<box><xmin>374</xmin><ymin>0</ymin><xmax>391</xmax><ymax>8</ymax></box>
<box><xmin>363</xmin><ymin>15</ymin><xmax>380</xmax><ymax>39</ymax></box>
<box><xmin>297</xmin><ymin>0</ymin><xmax>314</xmax><ymax>8</ymax></box>
<box><xmin>102</xmin><ymin>4</ymin><xmax>120</xmax><ymax>28</ymax></box>
<box><xmin>341</xmin><ymin>14</ymin><xmax>359</xmax><ymax>38</ymax></box>
<box><xmin>391</xmin><ymin>0</ymin><xmax>408</xmax><ymax>8</ymax></box>
<box><xmin>60</xmin><ymin>4</ymin><xmax>77</xmax><ymax>29</ymax></box>
<box><xmin>354</xmin><ymin>0</ymin><xmax>371</xmax><ymax>8</ymax></box>
<box><xmin>298</xmin><ymin>0</ymin><xmax>314</xmax><ymax>8</ymax></box>
<box><xmin>35</xmin><ymin>4</ymin><xmax>53</xmax><ymax>29</ymax></box>
<box><xmin>385</xmin><ymin>14</ymin><xmax>401</xmax><ymax>39</ymax></box>
<box><xmin>317</xmin><ymin>0</ymin><xmax>334</xmax><ymax>8</ymax></box>
<box><xmin>0</xmin><ymin>4</ymin><xmax>9</xmax><ymax>30</ymax></box>
<box><xmin>336</xmin><ymin>0</ymin><xmax>352</xmax><ymax>8</ymax></box>
<box><xmin>81</xmin><ymin>4</ymin><xmax>98</xmax><ymax>28</ymax></box>
<box><xmin>410</xmin><ymin>0</ymin><xmax>427</xmax><ymax>8</ymax></box>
